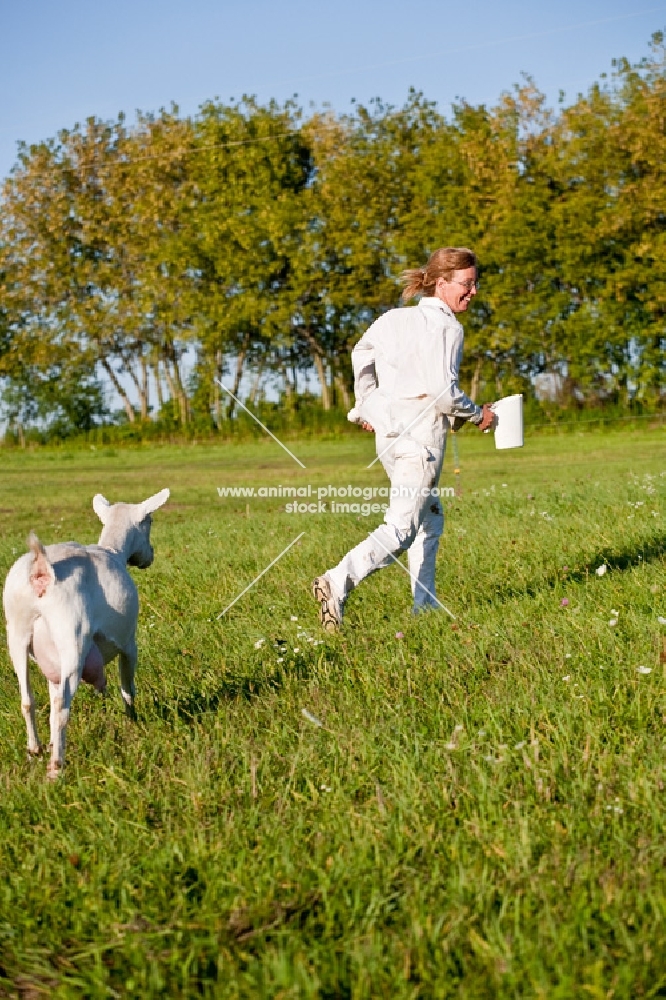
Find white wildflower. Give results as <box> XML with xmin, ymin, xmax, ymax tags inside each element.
<box><xmin>291</xmin><ymin>615</ymin><xmax>298</xmax><ymax>621</ymax></box>
<box><xmin>514</xmin><ymin>741</ymin><xmax>526</xmax><ymax>750</ymax></box>
<box><xmin>609</xmin><ymin>619</ymin><xmax>618</xmax><ymax>627</ymax></box>
<box><xmin>658</xmin><ymin>617</ymin><xmax>666</xmax><ymax>625</ymax></box>
<box><xmin>254</xmin><ymin>638</ymin><xmax>265</xmax><ymax>649</ymax></box>
<box><xmin>596</xmin><ymin>564</ymin><xmax>607</xmax><ymax>577</ymax></box>
<box><xmin>562</xmin><ymin>675</ymin><xmax>571</xmax><ymax>682</ymax></box>
<box><xmin>637</xmin><ymin>665</ymin><xmax>652</xmax><ymax>675</ymax></box>
<box><xmin>302</xmin><ymin>708</ymin><xmax>323</xmax><ymax>727</ymax></box>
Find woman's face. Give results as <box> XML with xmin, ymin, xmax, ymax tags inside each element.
<box><xmin>435</xmin><ymin>267</ymin><xmax>478</xmax><ymax>313</ymax></box>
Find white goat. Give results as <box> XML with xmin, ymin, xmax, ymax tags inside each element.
<box><xmin>2</xmin><ymin>489</ymin><xmax>169</xmax><ymax>778</ymax></box>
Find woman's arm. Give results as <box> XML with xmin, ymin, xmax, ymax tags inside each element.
<box><xmin>351</xmin><ymin>327</ymin><xmax>378</xmax><ymax>407</ymax></box>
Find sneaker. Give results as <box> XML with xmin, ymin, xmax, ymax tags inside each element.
<box><xmin>312</xmin><ymin>574</ymin><xmax>345</xmax><ymax>632</ymax></box>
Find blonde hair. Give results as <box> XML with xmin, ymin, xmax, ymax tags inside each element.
<box><xmin>400</xmin><ymin>247</ymin><xmax>477</xmax><ymax>302</ymax></box>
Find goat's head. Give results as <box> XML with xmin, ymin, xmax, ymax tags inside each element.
<box><xmin>93</xmin><ymin>489</ymin><xmax>170</xmax><ymax>567</ymax></box>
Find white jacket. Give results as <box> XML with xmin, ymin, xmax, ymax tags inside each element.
<box><xmin>348</xmin><ymin>297</ymin><xmax>482</xmax><ymax>440</ymax></box>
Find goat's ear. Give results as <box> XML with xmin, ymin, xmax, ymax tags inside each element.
<box><xmin>140</xmin><ymin>488</ymin><xmax>170</xmax><ymax>517</ymax></box>
<box><xmin>92</xmin><ymin>494</ymin><xmax>111</xmax><ymax>524</ymax></box>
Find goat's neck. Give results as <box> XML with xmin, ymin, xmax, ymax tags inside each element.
<box><xmin>97</xmin><ymin>525</ymin><xmax>134</xmax><ymax>564</ymax></box>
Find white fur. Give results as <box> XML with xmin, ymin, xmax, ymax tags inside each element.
<box><xmin>2</xmin><ymin>489</ymin><xmax>169</xmax><ymax>778</ymax></box>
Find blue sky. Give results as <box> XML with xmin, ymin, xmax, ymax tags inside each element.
<box><xmin>2</xmin><ymin>0</ymin><xmax>666</xmax><ymax>181</ymax></box>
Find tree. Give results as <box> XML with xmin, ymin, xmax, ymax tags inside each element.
<box><xmin>187</xmin><ymin>97</ymin><xmax>312</xmax><ymax>417</ymax></box>
<box><xmin>0</xmin><ymin>110</ymin><xmax>198</xmax><ymax>425</ymax></box>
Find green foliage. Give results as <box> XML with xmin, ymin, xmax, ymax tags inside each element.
<box><xmin>1</xmin><ymin>359</ymin><xmax>108</xmax><ymax>436</ymax></box>
<box><xmin>1</xmin><ymin>36</ymin><xmax>666</xmax><ymax>436</ymax></box>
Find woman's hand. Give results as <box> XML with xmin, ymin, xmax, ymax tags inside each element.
<box><xmin>477</xmin><ymin>403</ymin><xmax>495</xmax><ymax>432</ymax></box>
<box><xmin>361</xmin><ymin>422</ymin><xmax>374</xmax><ymax>432</ymax></box>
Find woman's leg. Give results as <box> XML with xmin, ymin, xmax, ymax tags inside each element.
<box><xmin>326</xmin><ymin>438</ymin><xmax>443</xmax><ymax>598</ymax></box>
<box><xmin>407</xmin><ymin>437</ymin><xmax>446</xmax><ymax>611</ymax></box>
<box><xmin>408</xmin><ymin>495</ymin><xmax>445</xmax><ymax>611</ymax></box>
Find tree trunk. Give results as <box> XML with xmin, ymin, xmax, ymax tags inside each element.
<box><xmin>162</xmin><ymin>361</ymin><xmax>179</xmax><ymax>413</ymax></box>
<box><xmin>163</xmin><ymin>341</ymin><xmax>189</xmax><ymax>424</ymax></box>
<box><xmin>213</xmin><ymin>349</ymin><xmax>223</xmax><ymax>426</ymax></box>
<box><xmin>280</xmin><ymin>357</ymin><xmax>293</xmax><ymax>403</ymax></box>
<box><xmin>228</xmin><ymin>333</ymin><xmax>250</xmax><ymax>418</ymax></box>
<box><xmin>139</xmin><ymin>354</ymin><xmax>150</xmax><ymax>420</ymax></box>
<box><xmin>248</xmin><ymin>357</ymin><xmax>264</xmax><ymax>405</ymax></box>
<box><xmin>154</xmin><ymin>361</ymin><xmax>165</xmax><ymax>413</ymax></box>
<box><xmin>333</xmin><ymin>372</ymin><xmax>351</xmax><ymax>410</ymax></box>
<box><xmin>312</xmin><ymin>352</ymin><xmax>331</xmax><ymax>410</ymax></box>
<box><xmin>302</xmin><ymin>329</ymin><xmax>331</xmax><ymax>409</ymax></box>
<box><xmin>470</xmin><ymin>355</ymin><xmax>483</xmax><ymax>403</ymax></box>
<box><xmin>101</xmin><ymin>359</ymin><xmax>135</xmax><ymax>423</ymax></box>
<box><xmin>291</xmin><ymin>348</ymin><xmax>299</xmax><ymax>397</ymax></box>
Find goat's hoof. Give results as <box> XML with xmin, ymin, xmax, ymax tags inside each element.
<box><xmin>46</xmin><ymin>761</ymin><xmax>63</xmax><ymax>781</ymax></box>
<box><xmin>27</xmin><ymin>745</ymin><xmax>44</xmax><ymax>760</ymax></box>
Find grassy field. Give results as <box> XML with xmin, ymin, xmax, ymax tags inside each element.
<box><xmin>0</xmin><ymin>425</ymin><xmax>665</xmax><ymax>998</ymax></box>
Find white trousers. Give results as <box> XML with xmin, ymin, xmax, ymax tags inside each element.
<box><xmin>327</xmin><ymin>431</ymin><xmax>446</xmax><ymax>611</ymax></box>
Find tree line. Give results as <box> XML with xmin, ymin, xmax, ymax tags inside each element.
<box><xmin>1</xmin><ymin>33</ymin><xmax>665</xmax><ymax>435</ymax></box>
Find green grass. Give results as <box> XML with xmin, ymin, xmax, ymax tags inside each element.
<box><xmin>0</xmin><ymin>425</ymin><xmax>665</xmax><ymax>998</ymax></box>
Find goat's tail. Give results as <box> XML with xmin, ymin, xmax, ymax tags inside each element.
<box><xmin>27</xmin><ymin>531</ymin><xmax>55</xmax><ymax>598</ymax></box>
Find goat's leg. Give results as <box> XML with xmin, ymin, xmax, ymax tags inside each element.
<box><xmin>118</xmin><ymin>639</ymin><xmax>137</xmax><ymax>720</ymax></box>
<box><xmin>47</xmin><ymin>680</ymin><xmax>58</xmax><ymax>755</ymax></box>
<box><xmin>7</xmin><ymin>622</ymin><xmax>42</xmax><ymax>757</ymax></box>
<box><xmin>47</xmin><ymin>659</ymin><xmax>82</xmax><ymax>780</ymax></box>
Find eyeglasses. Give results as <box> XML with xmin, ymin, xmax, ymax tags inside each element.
<box><xmin>450</xmin><ymin>278</ymin><xmax>480</xmax><ymax>291</ymax></box>
<box><xmin>438</xmin><ymin>276</ymin><xmax>480</xmax><ymax>291</ymax></box>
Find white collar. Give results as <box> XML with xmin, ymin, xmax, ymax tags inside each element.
<box><xmin>419</xmin><ymin>296</ymin><xmax>456</xmax><ymax>320</ymax></box>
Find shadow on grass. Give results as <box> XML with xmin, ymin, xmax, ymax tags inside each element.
<box><xmin>493</xmin><ymin>532</ymin><xmax>665</xmax><ymax>603</ymax></box>
<box><xmin>147</xmin><ymin>655</ymin><xmax>319</xmax><ymax>724</ymax></box>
